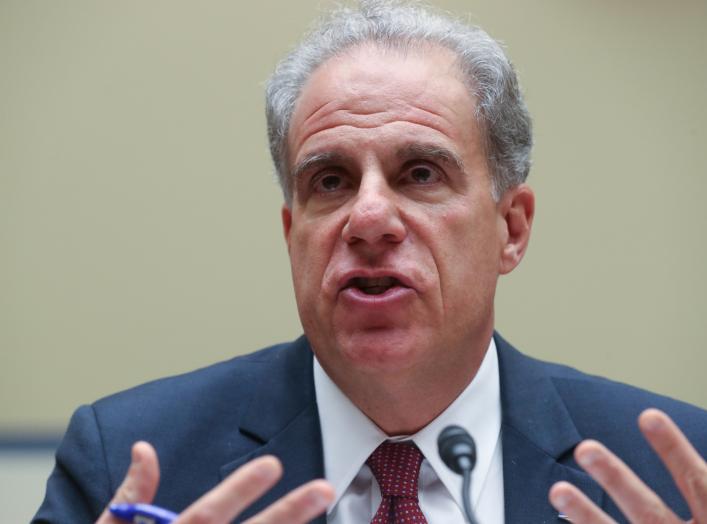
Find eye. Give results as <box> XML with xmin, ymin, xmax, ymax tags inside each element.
<box><xmin>403</xmin><ymin>164</ymin><xmax>442</xmax><ymax>185</ymax></box>
<box><xmin>312</xmin><ymin>171</ymin><xmax>348</xmax><ymax>193</ymax></box>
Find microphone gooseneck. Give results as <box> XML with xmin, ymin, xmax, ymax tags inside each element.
<box><xmin>437</xmin><ymin>425</ymin><xmax>479</xmax><ymax>524</ymax></box>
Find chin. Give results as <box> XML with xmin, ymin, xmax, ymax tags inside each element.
<box><xmin>336</xmin><ymin>328</ymin><xmax>427</xmax><ymax>372</ymax></box>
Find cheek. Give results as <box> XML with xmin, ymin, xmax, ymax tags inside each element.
<box><xmin>288</xmin><ymin>220</ymin><xmax>340</xmax><ymax>296</ymax></box>
<box><xmin>434</xmin><ymin>206</ymin><xmax>501</xmax><ymax>288</ymax></box>
<box><xmin>289</xmin><ymin>236</ymin><xmax>317</xmax><ymax>293</ymax></box>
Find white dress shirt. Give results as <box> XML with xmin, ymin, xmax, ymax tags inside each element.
<box><xmin>314</xmin><ymin>339</ymin><xmax>504</xmax><ymax>524</ymax></box>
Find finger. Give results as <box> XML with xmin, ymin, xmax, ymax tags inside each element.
<box><xmin>549</xmin><ymin>481</ymin><xmax>617</xmax><ymax>524</ymax></box>
<box><xmin>574</xmin><ymin>439</ymin><xmax>682</xmax><ymax>523</ymax></box>
<box><xmin>96</xmin><ymin>441</ymin><xmax>160</xmax><ymax>523</ymax></box>
<box><xmin>174</xmin><ymin>455</ymin><xmax>283</xmax><ymax>524</ymax></box>
<box><xmin>639</xmin><ymin>408</ymin><xmax>707</xmax><ymax>519</ymax></box>
<box><xmin>243</xmin><ymin>479</ymin><xmax>334</xmax><ymax>524</ymax></box>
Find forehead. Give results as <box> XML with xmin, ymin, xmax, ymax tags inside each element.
<box><xmin>301</xmin><ymin>42</ymin><xmax>465</xmax><ymax>100</ymax></box>
<box><xmin>287</xmin><ymin>43</ymin><xmax>478</xmax><ymax>161</ymax></box>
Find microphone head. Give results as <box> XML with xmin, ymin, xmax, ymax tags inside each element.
<box><xmin>437</xmin><ymin>425</ymin><xmax>477</xmax><ymax>475</ymax></box>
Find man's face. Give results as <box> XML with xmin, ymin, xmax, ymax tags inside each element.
<box><xmin>282</xmin><ymin>44</ymin><xmax>529</xmax><ymax>387</ymax></box>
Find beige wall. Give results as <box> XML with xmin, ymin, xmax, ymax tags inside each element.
<box><xmin>1</xmin><ymin>0</ymin><xmax>706</xmax><ymax>433</ymax></box>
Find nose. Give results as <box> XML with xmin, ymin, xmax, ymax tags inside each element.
<box><xmin>342</xmin><ymin>173</ymin><xmax>406</xmax><ymax>249</ymax></box>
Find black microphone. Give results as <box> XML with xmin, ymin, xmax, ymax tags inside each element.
<box><xmin>438</xmin><ymin>425</ymin><xmax>479</xmax><ymax>524</ymax></box>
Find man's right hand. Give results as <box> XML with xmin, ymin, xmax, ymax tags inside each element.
<box><xmin>96</xmin><ymin>441</ymin><xmax>334</xmax><ymax>524</ymax></box>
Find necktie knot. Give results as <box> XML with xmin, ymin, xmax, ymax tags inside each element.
<box><xmin>366</xmin><ymin>441</ymin><xmax>424</xmax><ymax>499</ymax></box>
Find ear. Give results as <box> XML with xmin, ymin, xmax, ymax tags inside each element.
<box><xmin>281</xmin><ymin>204</ymin><xmax>293</xmax><ymax>251</ymax></box>
<box><xmin>498</xmin><ymin>183</ymin><xmax>535</xmax><ymax>275</ymax></box>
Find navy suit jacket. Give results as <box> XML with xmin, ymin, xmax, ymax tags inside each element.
<box><xmin>34</xmin><ymin>334</ymin><xmax>707</xmax><ymax>523</ymax></box>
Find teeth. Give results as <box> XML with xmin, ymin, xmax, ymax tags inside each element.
<box><xmin>350</xmin><ymin>276</ymin><xmax>400</xmax><ymax>295</ymax></box>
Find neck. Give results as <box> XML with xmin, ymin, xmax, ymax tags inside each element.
<box><xmin>323</xmin><ymin>335</ymin><xmax>491</xmax><ymax>435</ymax></box>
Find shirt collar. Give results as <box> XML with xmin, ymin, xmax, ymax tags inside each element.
<box><xmin>314</xmin><ymin>337</ymin><xmax>502</xmax><ymax>512</ymax></box>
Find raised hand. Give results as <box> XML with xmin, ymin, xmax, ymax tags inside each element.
<box><xmin>96</xmin><ymin>441</ymin><xmax>334</xmax><ymax>524</ymax></box>
<box><xmin>549</xmin><ymin>409</ymin><xmax>707</xmax><ymax>523</ymax></box>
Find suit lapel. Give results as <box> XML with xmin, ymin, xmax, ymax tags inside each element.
<box><xmin>496</xmin><ymin>333</ymin><xmax>604</xmax><ymax>522</ymax></box>
<box><xmin>502</xmin><ymin>424</ymin><xmax>604</xmax><ymax>523</ymax></box>
<box><xmin>219</xmin><ymin>337</ymin><xmax>327</xmax><ymax>524</ymax></box>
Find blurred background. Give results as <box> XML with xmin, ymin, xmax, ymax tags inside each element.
<box><xmin>2</xmin><ymin>0</ymin><xmax>706</xmax><ymax>520</ymax></box>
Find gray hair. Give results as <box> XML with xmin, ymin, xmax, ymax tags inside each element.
<box><xmin>265</xmin><ymin>0</ymin><xmax>532</xmax><ymax>204</ymax></box>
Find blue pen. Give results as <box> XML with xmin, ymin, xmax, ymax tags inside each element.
<box><xmin>109</xmin><ymin>502</ymin><xmax>178</xmax><ymax>524</ymax></box>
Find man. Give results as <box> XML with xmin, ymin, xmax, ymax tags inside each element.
<box><xmin>34</xmin><ymin>1</ymin><xmax>707</xmax><ymax>523</ymax></box>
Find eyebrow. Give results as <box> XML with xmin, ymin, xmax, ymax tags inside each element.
<box><xmin>291</xmin><ymin>152</ymin><xmax>349</xmax><ymax>180</ymax></box>
<box><xmin>290</xmin><ymin>143</ymin><xmax>466</xmax><ymax>179</ymax></box>
<box><xmin>396</xmin><ymin>143</ymin><xmax>466</xmax><ymax>173</ymax></box>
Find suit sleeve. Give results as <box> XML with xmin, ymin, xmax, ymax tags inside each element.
<box><xmin>32</xmin><ymin>405</ymin><xmax>115</xmax><ymax>523</ymax></box>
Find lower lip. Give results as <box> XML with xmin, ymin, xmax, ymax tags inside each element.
<box><xmin>339</xmin><ymin>286</ymin><xmax>415</xmax><ymax>308</ymax></box>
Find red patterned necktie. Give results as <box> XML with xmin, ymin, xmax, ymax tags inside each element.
<box><xmin>366</xmin><ymin>441</ymin><xmax>429</xmax><ymax>524</ymax></box>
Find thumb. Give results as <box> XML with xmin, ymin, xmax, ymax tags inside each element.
<box><xmin>96</xmin><ymin>441</ymin><xmax>160</xmax><ymax>523</ymax></box>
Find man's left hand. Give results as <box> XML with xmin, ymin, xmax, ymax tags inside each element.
<box><xmin>549</xmin><ymin>408</ymin><xmax>707</xmax><ymax>523</ymax></box>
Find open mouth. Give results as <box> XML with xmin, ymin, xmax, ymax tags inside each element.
<box><xmin>345</xmin><ymin>276</ymin><xmax>405</xmax><ymax>295</ymax></box>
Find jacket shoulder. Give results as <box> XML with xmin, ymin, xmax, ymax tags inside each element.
<box><xmin>496</xmin><ymin>333</ymin><xmax>707</xmax><ymax>456</ymax></box>
<box><xmin>92</xmin><ymin>338</ymin><xmax>307</xmax><ymax>421</ymax></box>
<box><xmin>34</xmin><ymin>338</ymin><xmax>314</xmax><ymax>522</ymax></box>
<box><xmin>496</xmin><ymin>333</ymin><xmax>705</xmax><ymax>521</ymax></box>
